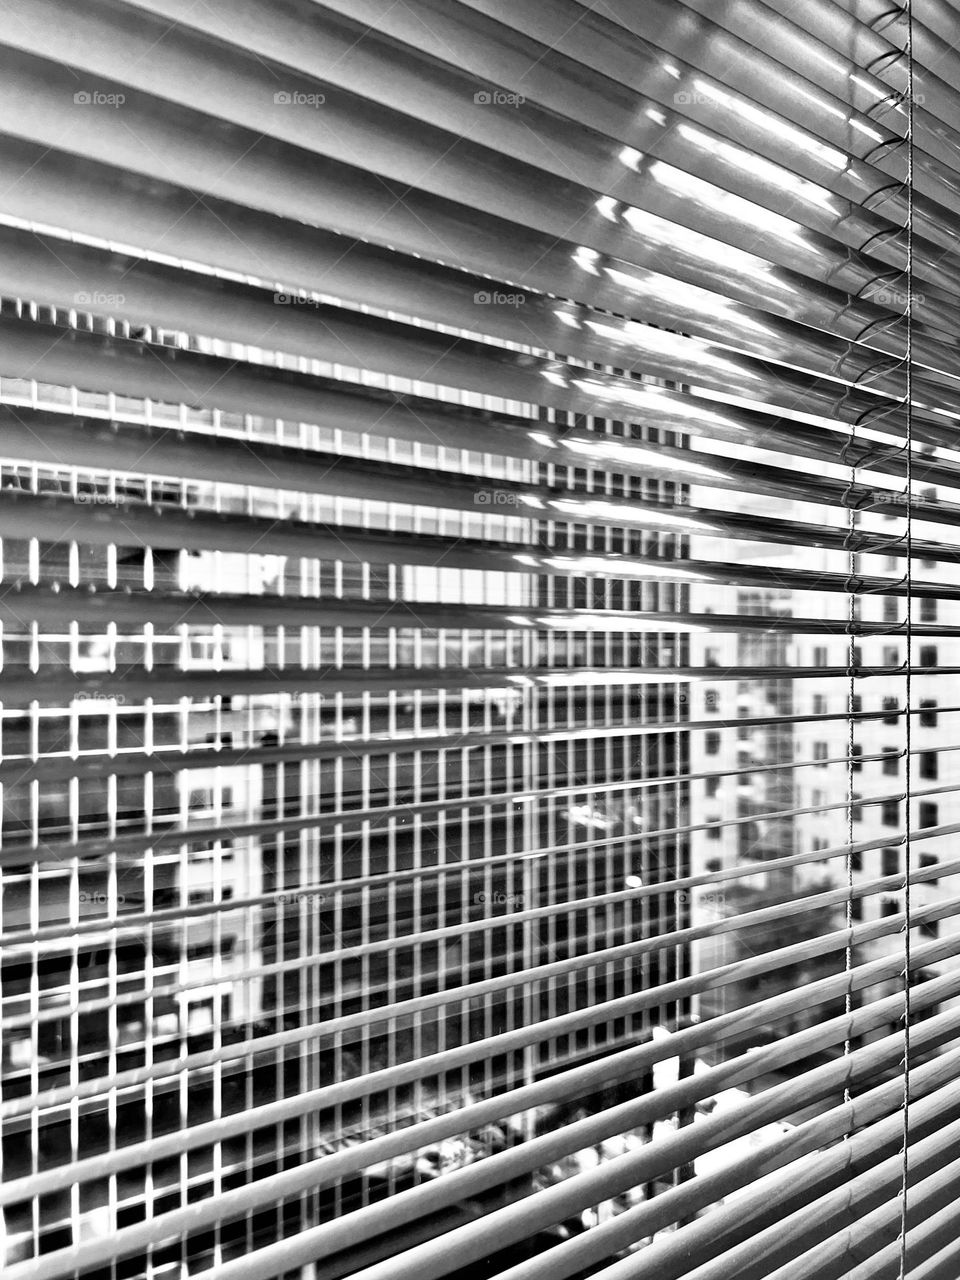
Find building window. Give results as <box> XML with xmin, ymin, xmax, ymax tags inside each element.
<box><xmin>881</xmin><ymin>749</ymin><xmax>899</xmax><ymax>776</ymax></box>
<box><xmin>813</xmin><ymin>742</ymin><xmax>829</xmax><ymax>766</ymax></box>
<box><xmin>705</xmin><ymin>731</ymin><xmax>721</xmax><ymax>756</ymax></box>
<box><xmin>813</xmin><ymin>694</ymin><xmax>827</xmax><ymax>715</ymax></box>
<box><xmin>705</xmin><ymin>688</ymin><xmax>719</xmax><ymax>712</ymax></box>
<box><xmin>920</xmin><ymin>854</ymin><xmax>940</xmax><ymax>884</ymax></box>
<box><xmin>881</xmin><ymin>899</ymin><xmax>900</xmax><ymax>918</ymax></box>
<box><xmin>851</xmin><ymin>850</ymin><xmax>863</xmax><ymax>873</ymax></box>
<box><xmin>919</xmin><ymin>802</ymin><xmax>938</xmax><ymax>829</ymax></box>
<box><xmin>882</xmin><ymin>697</ymin><xmax>900</xmax><ymax>725</ymax></box>
<box><xmin>883</xmin><ymin>595</ymin><xmax>898</xmax><ymax>622</ymax></box>
<box><xmin>882</xmin><ymin>801</ymin><xmax>900</xmax><ymax>827</ymax></box>
<box><xmin>851</xmin><ymin>744</ymin><xmax>862</xmax><ymax>773</ymax></box>
<box><xmin>851</xmin><ymin>898</ymin><xmax>863</xmax><ymax>921</ymax></box>
<box><xmin>882</xmin><ymin>848</ymin><xmax>900</xmax><ymax>878</ymax></box>
<box><xmin>704</xmin><ymin>647</ymin><xmax>720</xmax><ymax>668</ymax></box>
<box><xmin>850</xmin><ymin>694</ymin><xmax>863</xmax><ymax>715</ymax></box>
<box><xmin>919</xmin><ymin>645</ymin><xmax>938</xmax><ymax>668</ymax></box>
<box><xmin>851</xmin><ymin>794</ymin><xmax>863</xmax><ymax>822</ymax></box>
<box><xmin>919</xmin><ymin>596</ymin><xmax>937</xmax><ymax>622</ymax></box>
<box><xmin>705</xmin><ymin>775</ymin><xmax>720</xmax><ymax>796</ymax></box>
<box><xmin>707</xmin><ymin>823</ymin><xmax>721</xmax><ymax>839</ymax></box>
<box><xmin>919</xmin><ymin>920</ymin><xmax>940</xmax><ymax>939</ymax></box>
<box><xmin>919</xmin><ymin>700</ymin><xmax>938</xmax><ymax>727</ymax></box>
<box><xmin>883</xmin><ymin>646</ymin><xmax>900</xmax><ymax>667</ymax></box>
<box><xmin>812</xmin><ymin>646</ymin><xmax>828</xmax><ymax>667</ymax></box>
<box><xmin>919</xmin><ymin>752</ymin><xmax>938</xmax><ymax>780</ymax></box>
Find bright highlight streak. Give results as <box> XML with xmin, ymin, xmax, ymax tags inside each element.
<box><xmin>559</xmin><ymin>435</ymin><xmax>724</xmax><ymax>478</ymax></box>
<box><xmin>850</xmin><ymin>74</ymin><xmax>889</xmax><ymax>99</ymax></box>
<box><xmin>584</xmin><ymin>316</ymin><xmax>759</xmax><ymax>377</ymax></box>
<box><xmin>691</xmin><ymin>80</ymin><xmax>846</xmax><ymax>167</ymax></box>
<box><xmin>549</xmin><ymin>496</ymin><xmax>707</xmax><ymax>531</ymax></box>
<box><xmin>621</xmin><ymin>205</ymin><xmax>794</xmax><ymax>290</ymax></box>
<box><xmin>604</xmin><ymin>265</ymin><xmax>772</xmax><ymax>333</ymax></box>
<box><xmin>572</xmin><ymin>245</ymin><xmax>601</xmax><ymax>275</ymax></box>
<box><xmin>678</xmin><ymin>124</ymin><xmax>836</xmax><ymax>209</ymax></box>
<box><xmin>850</xmin><ymin>118</ymin><xmax>885</xmax><ymax>141</ymax></box>
<box><xmin>649</xmin><ymin>163</ymin><xmax>806</xmax><ymax>244</ymax></box>
<box><xmin>573</xmin><ymin>378</ymin><xmax>743</xmax><ymax>428</ymax></box>
<box><xmin>528</xmin><ymin>431</ymin><xmax>555</xmax><ymax>449</ymax></box>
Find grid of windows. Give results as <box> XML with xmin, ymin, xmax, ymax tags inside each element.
<box><xmin>0</xmin><ymin>311</ymin><xmax>693</xmax><ymax>1268</ymax></box>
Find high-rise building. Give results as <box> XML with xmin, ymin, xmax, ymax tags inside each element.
<box><xmin>0</xmin><ymin>294</ymin><xmax>698</xmax><ymax>1272</ymax></box>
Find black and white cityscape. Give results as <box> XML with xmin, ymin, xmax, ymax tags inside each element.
<box><xmin>1</xmin><ymin>2</ymin><xmax>958</xmax><ymax>1278</ymax></box>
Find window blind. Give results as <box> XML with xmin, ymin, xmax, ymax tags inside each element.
<box><xmin>0</xmin><ymin>0</ymin><xmax>956</xmax><ymax>1277</ymax></box>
